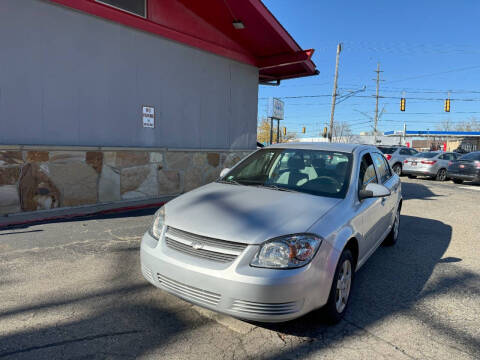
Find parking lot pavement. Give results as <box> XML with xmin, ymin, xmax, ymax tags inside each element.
<box><xmin>0</xmin><ymin>178</ymin><xmax>479</xmax><ymax>360</ymax></box>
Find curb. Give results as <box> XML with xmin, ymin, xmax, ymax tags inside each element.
<box><xmin>0</xmin><ymin>197</ymin><xmax>174</xmax><ymax>229</ymax></box>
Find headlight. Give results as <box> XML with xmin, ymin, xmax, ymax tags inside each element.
<box><xmin>250</xmin><ymin>234</ymin><xmax>322</xmax><ymax>269</ymax></box>
<box><xmin>148</xmin><ymin>207</ymin><xmax>165</xmax><ymax>240</ymax></box>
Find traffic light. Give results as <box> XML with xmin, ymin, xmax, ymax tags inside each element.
<box><xmin>283</xmin><ymin>127</ymin><xmax>287</xmax><ymax>136</ymax></box>
<box><xmin>445</xmin><ymin>99</ymin><xmax>450</xmax><ymax>112</ymax></box>
<box><xmin>322</xmin><ymin>127</ymin><xmax>328</xmax><ymax>138</ymax></box>
<box><xmin>400</xmin><ymin>98</ymin><xmax>406</xmax><ymax>111</ymax></box>
<box><xmin>302</xmin><ymin>126</ymin><xmax>306</xmax><ymax>134</ymax></box>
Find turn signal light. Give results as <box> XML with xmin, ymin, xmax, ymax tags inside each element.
<box><xmin>448</xmin><ymin>161</ymin><xmax>453</xmax><ymax>166</ymax></box>
<box><xmin>421</xmin><ymin>160</ymin><xmax>437</xmax><ymax>165</ymax></box>
<box><xmin>404</xmin><ymin>159</ymin><xmax>409</xmax><ymax>163</ymax></box>
<box><xmin>385</xmin><ymin>154</ymin><xmax>392</xmax><ymax>160</ymax></box>
<box><xmin>475</xmin><ymin>161</ymin><xmax>480</xmax><ymax>169</ymax></box>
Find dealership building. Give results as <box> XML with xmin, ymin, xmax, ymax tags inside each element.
<box><xmin>0</xmin><ymin>0</ymin><xmax>317</xmax><ymax>219</ymax></box>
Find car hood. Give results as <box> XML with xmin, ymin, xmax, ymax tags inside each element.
<box><xmin>163</xmin><ymin>182</ymin><xmax>341</xmax><ymax>245</ymax></box>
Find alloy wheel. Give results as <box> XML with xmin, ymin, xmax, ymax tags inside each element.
<box><xmin>335</xmin><ymin>260</ymin><xmax>352</xmax><ymax>313</ymax></box>
<box><xmin>437</xmin><ymin>169</ymin><xmax>447</xmax><ymax>181</ymax></box>
<box><xmin>393</xmin><ymin>210</ymin><xmax>400</xmax><ymax>241</ymax></box>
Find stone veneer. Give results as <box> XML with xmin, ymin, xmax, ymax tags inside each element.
<box><xmin>0</xmin><ymin>147</ymin><xmax>252</xmax><ymax>216</ymax></box>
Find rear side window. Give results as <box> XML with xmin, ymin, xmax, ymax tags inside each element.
<box><xmin>378</xmin><ymin>147</ymin><xmax>396</xmax><ymax>155</ymax></box>
<box><xmin>460</xmin><ymin>152</ymin><xmax>480</xmax><ymax>161</ymax></box>
<box><xmin>399</xmin><ymin>148</ymin><xmax>410</xmax><ymax>155</ymax></box>
<box><xmin>416</xmin><ymin>152</ymin><xmax>438</xmax><ymax>158</ymax></box>
<box><xmin>372</xmin><ymin>152</ymin><xmax>392</xmax><ymax>183</ymax></box>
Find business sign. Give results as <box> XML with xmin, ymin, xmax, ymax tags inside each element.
<box><xmin>267</xmin><ymin>97</ymin><xmax>284</xmax><ymax>120</ymax></box>
<box><xmin>142</xmin><ymin>106</ymin><xmax>155</xmax><ymax>128</ymax></box>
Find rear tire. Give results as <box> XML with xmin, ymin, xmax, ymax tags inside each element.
<box><xmin>436</xmin><ymin>168</ymin><xmax>447</xmax><ymax>181</ymax></box>
<box><xmin>453</xmin><ymin>179</ymin><xmax>463</xmax><ymax>184</ymax></box>
<box><xmin>323</xmin><ymin>249</ymin><xmax>354</xmax><ymax>324</ymax></box>
<box><xmin>383</xmin><ymin>207</ymin><xmax>400</xmax><ymax>246</ymax></box>
<box><xmin>392</xmin><ymin>164</ymin><xmax>402</xmax><ymax>176</ymax></box>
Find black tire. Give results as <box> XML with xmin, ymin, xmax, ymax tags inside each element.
<box><xmin>408</xmin><ymin>175</ymin><xmax>417</xmax><ymax>179</ymax></box>
<box><xmin>453</xmin><ymin>179</ymin><xmax>463</xmax><ymax>184</ymax></box>
<box><xmin>383</xmin><ymin>207</ymin><xmax>400</xmax><ymax>246</ymax></box>
<box><xmin>436</xmin><ymin>168</ymin><xmax>447</xmax><ymax>181</ymax></box>
<box><xmin>392</xmin><ymin>163</ymin><xmax>402</xmax><ymax>176</ymax></box>
<box><xmin>323</xmin><ymin>249</ymin><xmax>354</xmax><ymax>324</ymax></box>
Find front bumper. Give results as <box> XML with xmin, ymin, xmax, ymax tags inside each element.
<box><xmin>140</xmin><ymin>231</ymin><xmax>339</xmax><ymax>323</ymax></box>
<box><xmin>447</xmin><ymin>172</ymin><xmax>480</xmax><ymax>182</ymax></box>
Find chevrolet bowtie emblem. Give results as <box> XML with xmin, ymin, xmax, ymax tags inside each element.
<box><xmin>191</xmin><ymin>242</ymin><xmax>204</xmax><ymax>250</ymax></box>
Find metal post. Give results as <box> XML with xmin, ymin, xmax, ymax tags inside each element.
<box><xmin>329</xmin><ymin>43</ymin><xmax>342</xmax><ymax>143</ymax></box>
<box><xmin>403</xmin><ymin>123</ymin><xmax>407</xmax><ymax>145</ymax></box>
<box><xmin>277</xmin><ymin>119</ymin><xmax>280</xmax><ymax>143</ymax></box>
<box><xmin>373</xmin><ymin>63</ymin><xmax>382</xmax><ymax>144</ymax></box>
<box><xmin>269</xmin><ymin>118</ymin><xmax>273</xmax><ymax>145</ymax></box>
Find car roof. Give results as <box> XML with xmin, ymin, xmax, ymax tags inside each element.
<box><xmin>265</xmin><ymin>142</ymin><xmax>375</xmax><ymax>153</ymax></box>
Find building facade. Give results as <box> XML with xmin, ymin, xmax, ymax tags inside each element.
<box><xmin>0</xmin><ymin>0</ymin><xmax>316</xmax><ymax>218</ymax></box>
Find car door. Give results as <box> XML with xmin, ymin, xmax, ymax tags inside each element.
<box><xmin>355</xmin><ymin>151</ymin><xmax>386</xmax><ymax>257</ymax></box>
<box><xmin>371</xmin><ymin>152</ymin><xmax>399</xmax><ymax>242</ymax></box>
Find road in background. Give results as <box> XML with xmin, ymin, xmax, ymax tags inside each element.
<box><xmin>0</xmin><ymin>178</ymin><xmax>479</xmax><ymax>359</ymax></box>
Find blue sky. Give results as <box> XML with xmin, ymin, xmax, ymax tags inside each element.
<box><xmin>259</xmin><ymin>0</ymin><xmax>480</xmax><ymax>138</ymax></box>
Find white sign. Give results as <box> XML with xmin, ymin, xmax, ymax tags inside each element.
<box><xmin>267</xmin><ymin>97</ymin><xmax>284</xmax><ymax>120</ymax></box>
<box><xmin>142</xmin><ymin>106</ymin><xmax>155</xmax><ymax>128</ymax></box>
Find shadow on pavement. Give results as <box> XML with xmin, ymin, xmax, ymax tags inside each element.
<box><xmin>255</xmin><ymin>215</ymin><xmax>478</xmax><ymax>358</ymax></box>
<box><xmin>401</xmin><ymin>181</ymin><xmax>441</xmax><ymax>200</ymax></box>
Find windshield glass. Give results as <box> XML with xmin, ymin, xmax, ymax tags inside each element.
<box><xmin>221</xmin><ymin>149</ymin><xmax>352</xmax><ymax>198</ymax></box>
<box><xmin>378</xmin><ymin>147</ymin><xmax>396</xmax><ymax>154</ymax></box>
<box><xmin>415</xmin><ymin>152</ymin><xmax>438</xmax><ymax>158</ymax></box>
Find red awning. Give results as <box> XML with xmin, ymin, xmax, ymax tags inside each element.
<box><xmin>49</xmin><ymin>0</ymin><xmax>318</xmax><ymax>82</ymax></box>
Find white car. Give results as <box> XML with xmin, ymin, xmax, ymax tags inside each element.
<box><xmin>141</xmin><ymin>143</ymin><xmax>402</xmax><ymax>323</ymax></box>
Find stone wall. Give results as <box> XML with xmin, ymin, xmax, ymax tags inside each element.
<box><xmin>0</xmin><ymin>147</ymin><xmax>252</xmax><ymax>216</ymax></box>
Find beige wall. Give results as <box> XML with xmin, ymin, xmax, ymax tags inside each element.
<box><xmin>0</xmin><ymin>146</ymin><xmax>252</xmax><ymax>216</ymax></box>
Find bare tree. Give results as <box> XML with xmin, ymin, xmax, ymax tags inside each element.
<box><xmin>332</xmin><ymin>121</ymin><xmax>357</xmax><ymax>143</ymax></box>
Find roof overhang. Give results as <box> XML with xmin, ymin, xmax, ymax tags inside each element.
<box><xmin>48</xmin><ymin>0</ymin><xmax>318</xmax><ymax>82</ymax></box>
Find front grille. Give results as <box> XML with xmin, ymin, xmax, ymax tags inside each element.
<box><xmin>142</xmin><ymin>266</ymin><xmax>154</xmax><ymax>283</ymax></box>
<box><xmin>164</xmin><ymin>227</ymin><xmax>248</xmax><ymax>263</ymax></box>
<box><xmin>157</xmin><ymin>273</ymin><xmax>221</xmax><ymax>306</ymax></box>
<box><xmin>231</xmin><ymin>299</ymin><xmax>301</xmax><ymax>316</ymax></box>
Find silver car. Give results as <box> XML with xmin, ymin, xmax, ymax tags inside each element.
<box><xmin>141</xmin><ymin>143</ymin><xmax>402</xmax><ymax>323</ymax></box>
<box><xmin>377</xmin><ymin>146</ymin><xmax>419</xmax><ymax>176</ymax></box>
<box><xmin>403</xmin><ymin>151</ymin><xmax>460</xmax><ymax>181</ymax></box>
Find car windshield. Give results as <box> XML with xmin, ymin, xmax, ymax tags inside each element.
<box><xmin>220</xmin><ymin>149</ymin><xmax>352</xmax><ymax>198</ymax></box>
<box><xmin>415</xmin><ymin>152</ymin><xmax>438</xmax><ymax>158</ymax></box>
<box><xmin>459</xmin><ymin>152</ymin><xmax>480</xmax><ymax>161</ymax></box>
<box><xmin>378</xmin><ymin>147</ymin><xmax>396</xmax><ymax>154</ymax></box>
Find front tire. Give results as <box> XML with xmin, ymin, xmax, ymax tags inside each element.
<box><xmin>323</xmin><ymin>249</ymin><xmax>354</xmax><ymax>324</ymax></box>
<box><xmin>383</xmin><ymin>207</ymin><xmax>400</xmax><ymax>246</ymax></box>
<box><xmin>408</xmin><ymin>175</ymin><xmax>416</xmax><ymax>179</ymax></box>
<box><xmin>453</xmin><ymin>179</ymin><xmax>463</xmax><ymax>184</ymax></box>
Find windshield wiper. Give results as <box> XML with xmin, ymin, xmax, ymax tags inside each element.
<box><xmin>216</xmin><ymin>179</ymin><xmax>242</xmax><ymax>185</ymax></box>
<box><xmin>257</xmin><ymin>184</ymin><xmax>300</xmax><ymax>193</ymax></box>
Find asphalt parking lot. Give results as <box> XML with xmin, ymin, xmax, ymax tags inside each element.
<box><xmin>0</xmin><ymin>177</ymin><xmax>479</xmax><ymax>360</ymax></box>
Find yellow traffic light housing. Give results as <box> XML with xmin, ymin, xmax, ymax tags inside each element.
<box><xmin>283</xmin><ymin>127</ymin><xmax>287</xmax><ymax>136</ymax></box>
<box><xmin>445</xmin><ymin>99</ymin><xmax>450</xmax><ymax>112</ymax></box>
<box><xmin>400</xmin><ymin>98</ymin><xmax>406</xmax><ymax>112</ymax></box>
<box><xmin>322</xmin><ymin>127</ymin><xmax>328</xmax><ymax>138</ymax></box>
<box><xmin>302</xmin><ymin>126</ymin><xmax>306</xmax><ymax>134</ymax></box>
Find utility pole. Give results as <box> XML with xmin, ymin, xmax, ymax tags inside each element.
<box><xmin>403</xmin><ymin>123</ymin><xmax>407</xmax><ymax>146</ymax></box>
<box><xmin>269</xmin><ymin>118</ymin><xmax>273</xmax><ymax>144</ymax></box>
<box><xmin>373</xmin><ymin>63</ymin><xmax>383</xmax><ymax>144</ymax></box>
<box><xmin>329</xmin><ymin>43</ymin><xmax>342</xmax><ymax>142</ymax></box>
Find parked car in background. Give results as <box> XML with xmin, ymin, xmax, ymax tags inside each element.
<box><xmin>141</xmin><ymin>143</ymin><xmax>402</xmax><ymax>323</ymax></box>
<box><xmin>377</xmin><ymin>146</ymin><xmax>419</xmax><ymax>176</ymax></box>
<box><xmin>447</xmin><ymin>151</ymin><xmax>480</xmax><ymax>184</ymax></box>
<box><xmin>403</xmin><ymin>152</ymin><xmax>460</xmax><ymax>181</ymax></box>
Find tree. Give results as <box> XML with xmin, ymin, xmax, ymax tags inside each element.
<box><xmin>454</xmin><ymin>117</ymin><xmax>480</xmax><ymax>132</ymax></box>
<box><xmin>332</xmin><ymin>121</ymin><xmax>357</xmax><ymax>143</ymax></box>
<box><xmin>257</xmin><ymin>118</ymin><xmax>297</xmax><ymax>144</ymax></box>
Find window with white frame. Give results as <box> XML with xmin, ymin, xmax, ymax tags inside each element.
<box><xmin>96</xmin><ymin>0</ymin><xmax>146</xmax><ymax>18</ymax></box>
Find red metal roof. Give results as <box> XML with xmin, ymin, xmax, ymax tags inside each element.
<box><xmin>49</xmin><ymin>0</ymin><xmax>318</xmax><ymax>82</ymax></box>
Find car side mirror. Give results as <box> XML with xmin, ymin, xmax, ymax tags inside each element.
<box><xmin>219</xmin><ymin>168</ymin><xmax>230</xmax><ymax>178</ymax></box>
<box><xmin>359</xmin><ymin>183</ymin><xmax>391</xmax><ymax>200</ymax></box>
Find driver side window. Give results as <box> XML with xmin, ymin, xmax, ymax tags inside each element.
<box><xmin>358</xmin><ymin>153</ymin><xmax>378</xmax><ymax>192</ymax></box>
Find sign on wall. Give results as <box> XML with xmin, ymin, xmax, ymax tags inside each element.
<box><xmin>267</xmin><ymin>97</ymin><xmax>284</xmax><ymax>120</ymax></box>
<box><xmin>142</xmin><ymin>106</ymin><xmax>155</xmax><ymax>128</ymax></box>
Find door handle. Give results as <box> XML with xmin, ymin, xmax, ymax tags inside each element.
<box><xmin>381</xmin><ymin>197</ymin><xmax>386</xmax><ymax>205</ymax></box>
